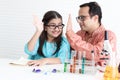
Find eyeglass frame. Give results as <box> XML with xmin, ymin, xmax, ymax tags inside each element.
<box><xmin>76</xmin><ymin>15</ymin><xmax>91</xmax><ymax>22</ymax></box>
<box><xmin>45</xmin><ymin>24</ymin><xmax>65</xmax><ymax>29</ymax></box>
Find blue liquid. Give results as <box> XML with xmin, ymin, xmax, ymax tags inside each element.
<box><xmin>82</xmin><ymin>57</ymin><xmax>85</xmax><ymax>74</ymax></box>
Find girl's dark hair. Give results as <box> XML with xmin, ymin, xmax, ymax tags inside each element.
<box><xmin>37</xmin><ymin>11</ymin><xmax>63</xmax><ymax>57</ymax></box>
<box><xmin>80</xmin><ymin>2</ymin><xmax>102</xmax><ymax>25</ymax></box>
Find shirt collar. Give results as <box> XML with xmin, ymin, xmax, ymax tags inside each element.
<box><xmin>83</xmin><ymin>24</ymin><xmax>105</xmax><ymax>37</ymax></box>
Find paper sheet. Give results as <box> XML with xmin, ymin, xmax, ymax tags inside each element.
<box><xmin>9</xmin><ymin>57</ymin><xmax>30</xmax><ymax>66</ymax></box>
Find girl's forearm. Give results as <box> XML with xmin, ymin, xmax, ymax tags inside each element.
<box><xmin>28</xmin><ymin>31</ymin><xmax>41</xmax><ymax>51</ymax></box>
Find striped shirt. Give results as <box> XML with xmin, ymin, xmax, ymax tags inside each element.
<box><xmin>66</xmin><ymin>24</ymin><xmax>116</xmax><ymax>65</ymax></box>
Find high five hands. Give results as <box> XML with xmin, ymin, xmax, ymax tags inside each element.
<box><xmin>66</xmin><ymin>14</ymin><xmax>73</xmax><ymax>32</ymax></box>
<box><xmin>33</xmin><ymin>15</ymin><xmax>43</xmax><ymax>32</ymax></box>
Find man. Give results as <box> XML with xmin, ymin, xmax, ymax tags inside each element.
<box><xmin>66</xmin><ymin>2</ymin><xmax>116</xmax><ymax>66</ymax></box>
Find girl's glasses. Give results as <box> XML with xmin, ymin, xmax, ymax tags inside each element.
<box><xmin>46</xmin><ymin>24</ymin><xmax>64</xmax><ymax>29</ymax></box>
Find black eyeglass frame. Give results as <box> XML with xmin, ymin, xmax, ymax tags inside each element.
<box><xmin>76</xmin><ymin>15</ymin><xmax>90</xmax><ymax>22</ymax></box>
<box><xmin>45</xmin><ymin>24</ymin><xmax>65</xmax><ymax>29</ymax></box>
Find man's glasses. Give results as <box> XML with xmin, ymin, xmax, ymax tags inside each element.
<box><xmin>46</xmin><ymin>24</ymin><xmax>64</xmax><ymax>29</ymax></box>
<box><xmin>76</xmin><ymin>15</ymin><xmax>90</xmax><ymax>22</ymax></box>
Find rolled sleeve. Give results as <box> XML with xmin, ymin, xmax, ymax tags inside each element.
<box><xmin>57</xmin><ymin>37</ymin><xmax>71</xmax><ymax>63</ymax></box>
<box><xmin>24</xmin><ymin>40</ymin><xmax>39</xmax><ymax>56</ymax></box>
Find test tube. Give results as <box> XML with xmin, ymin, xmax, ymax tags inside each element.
<box><xmin>78</xmin><ymin>51</ymin><xmax>82</xmax><ymax>74</ymax></box>
<box><xmin>91</xmin><ymin>50</ymin><xmax>95</xmax><ymax>73</ymax></box>
<box><xmin>70</xmin><ymin>58</ymin><xmax>73</xmax><ymax>73</ymax></box>
<box><xmin>70</xmin><ymin>50</ymin><xmax>75</xmax><ymax>73</ymax></box>
<box><xmin>64</xmin><ymin>51</ymin><xmax>69</xmax><ymax>72</ymax></box>
<box><xmin>91</xmin><ymin>50</ymin><xmax>95</xmax><ymax>64</ymax></box>
<box><xmin>73</xmin><ymin>52</ymin><xmax>76</xmax><ymax>73</ymax></box>
<box><xmin>82</xmin><ymin>51</ymin><xmax>86</xmax><ymax>74</ymax></box>
<box><xmin>64</xmin><ymin>62</ymin><xmax>67</xmax><ymax>72</ymax></box>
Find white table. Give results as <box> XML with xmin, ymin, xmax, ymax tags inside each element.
<box><xmin>0</xmin><ymin>58</ymin><xmax>104</xmax><ymax>80</ymax></box>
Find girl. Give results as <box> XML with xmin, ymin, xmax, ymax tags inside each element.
<box><xmin>24</xmin><ymin>11</ymin><xmax>70</xmax><ymax>66</ymax></box>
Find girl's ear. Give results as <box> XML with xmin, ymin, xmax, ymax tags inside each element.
<box><xmin>45</xmin><ymin>27</ymin><xmax>47</xmax><ymax>31</ymax></box>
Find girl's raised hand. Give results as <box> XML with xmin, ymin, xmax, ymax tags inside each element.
<box><xmin>33</xmin><ymin>15</ymin><xmax>43</xmax><ymax>32</ymax></box>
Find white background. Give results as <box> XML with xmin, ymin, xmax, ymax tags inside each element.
<box><xmin>0</xmin><ymin>0</ymin><xmax>120</xmax><ymax>59</ymax></box>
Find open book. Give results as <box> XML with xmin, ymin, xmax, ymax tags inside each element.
<box><xmin>9</xmin><ymin>57</ymin><xmax>30</xmax><ymax>66</ymax></box>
